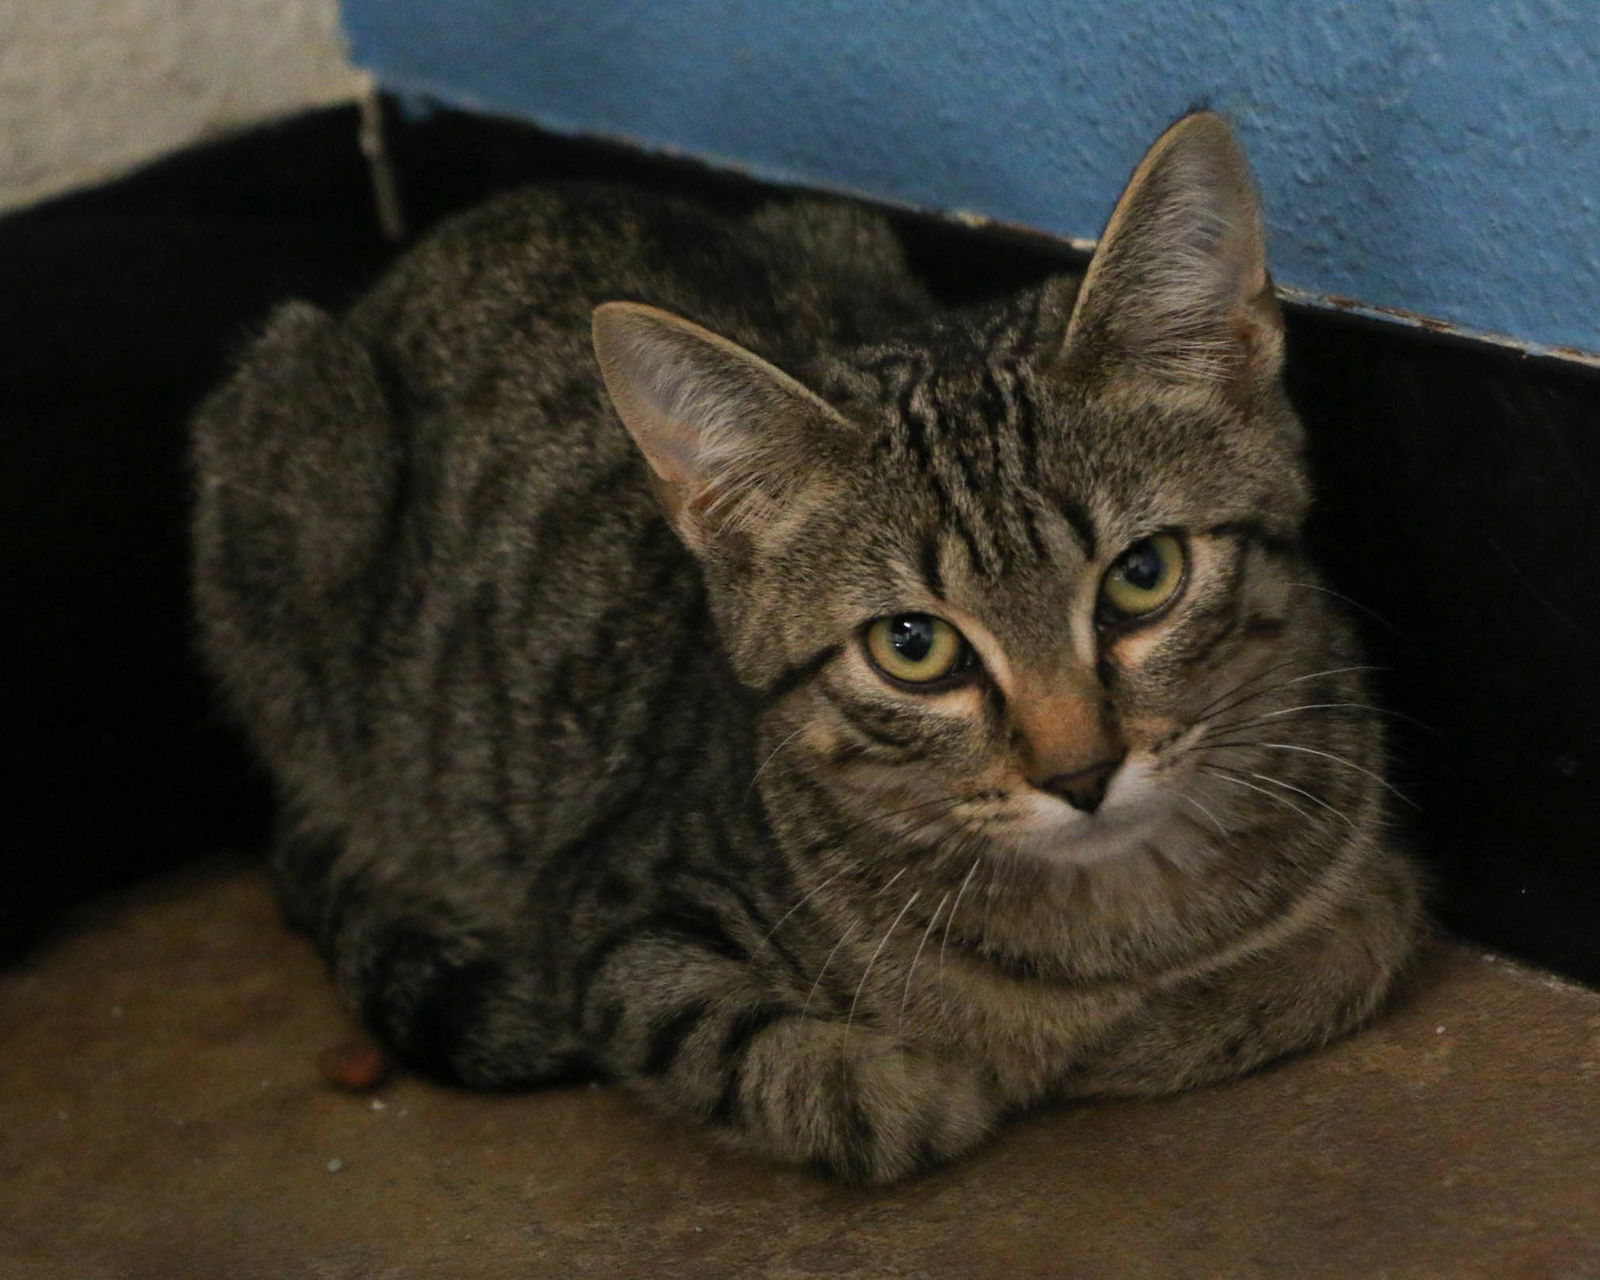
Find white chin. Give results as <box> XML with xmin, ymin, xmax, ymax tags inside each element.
<box><xmin>1004</xmin><ymin>786</ymin><xmax>1175</xmax><ymax>868</ymax></box>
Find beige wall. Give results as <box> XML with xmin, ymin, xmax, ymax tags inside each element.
<box><xmin>0</xmin><ymin>0</ymin><xmax>363</xmax><ymax>211</ymax></box>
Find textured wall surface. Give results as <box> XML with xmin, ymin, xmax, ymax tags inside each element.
<box><xmin>1</xmin><ymin>0</ymin><xmax>362</xmax><ymax>211</ymax></box>
<box><xmin>341</xmin><ymin>0</ymin><xmax>1600</xmax><ymax>355</ymax></box>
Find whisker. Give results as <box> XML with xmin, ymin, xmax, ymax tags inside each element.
<box><xmin>1199</xmin><ymin>766</ymin><xmax>1320</xmax><ymax>828</ymax></box>
<box><xmin>1200</xmin><ymin>701</ymin><xmax>1385</xmax><ymax>741</ymax></box>
<box><xmin>1195</xmin><ymin>664</ymin><xmax>1387</xmax><ymax>728</ymax></box>
<box><xmin>1286</xmin><ymin>580</ymin><xmax>1410</xmax><ymax>639</ymax></box>
<box><xmin>938</xmin><ymin>854</ymin><xmax>986</xmax><ymax>976</ymax></box>
<box><xmin>981</xmin><ymin>853</ymin><xmax>1015</xmax><ymax>953</ymax></box>
<box><xmin>743</xmin><ymin>726</ymin><xmax>809</xmax><ymax>801</ymax></box>
<box><xmin>1202</xmin><ymin>700</ymin><xmax>1442</xmax><ymax>741</ymax></box>
<box><xmin>1212</xmin><ymin>699</ymin><xmax>1376</xmax><ymax>727</ymax></box>
<box><xmin>1484</xmin><ymin>532</ymin><xmax>1598</xmax><ymax>640</ymax></box>
<box><xmin>784</xmin><ymin>797</ymin><xmax>972</xmax><ymax>1020</ymax></box>
<box><xmin>844</xmin><ymin>889</ymin><xmax>921</xmax><ymax>1048</ymax></box>
<box><xmin>1191</xmin><ymin>658</ymin><xmax>1302</xmax><ymax>723</ymax></box>
<box><xmin>829</xmin><ymin>794</ymin><xmax>964</xmax><ymax>847</ymax></box>
<box><xmin>800</xmin><ymin>920</ymin><xmax>860</xmax><ymax>1019</ymax></box>
<box><xmin>1202</xmin><ymin>761</ymin><xmax>1357</xmax><ymax>830</ymax></box>
<box><xmin>757</xmin><ymin>795</ymin><xmax>959</xmax><ymax>950</ymax></box>
<box><xmin>1172</xmin><ymin>786</ymin><xmax>1228</xmax><ymax>838</ymax></box>
<box><xmin>1201</xmin><ymin>740</ymin><xmax>1417</xmax><ymax>809</ymax></box>
<box><xmin>898</xmin><ymin>890</ymin><xmax>951</xmax><ymax>1032</ymax></box>
<box><xmin>873</xmin><ymin>866</ymin><xmax>909</xmax><ymax>897</ymax></box>
<box><xmin>758</xmin><ymin>862</ymin><xmax>857</xmax><ymax>949</ymax></box>
<box><xmin>1142</xmin><ymin>840</ymin><xmax>1190</xmax><ymax>905</ymax></box>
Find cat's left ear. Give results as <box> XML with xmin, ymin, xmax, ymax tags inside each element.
<box><xmin>1059</xmin><ymin>112</ymin><xmax>1284</xmax><ymax>405</ymax></box>
<box><xmin>593</xmin><ymin>302</ymin><xmax>852</xmax><ymax>555</ymax></box>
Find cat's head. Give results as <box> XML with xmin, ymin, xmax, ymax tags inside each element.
<box><xmin>594</xmin><ymin>114</ymin><xmax>1349</xmax><ymax>877</ymax></box>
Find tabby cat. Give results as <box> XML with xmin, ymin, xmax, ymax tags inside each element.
<box><xmin>192</xmin><ymin>113</ymin><xmax>1423</xmax><ymax>1182</ymax></box>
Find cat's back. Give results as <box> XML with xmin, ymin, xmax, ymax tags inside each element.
<box><xmin>347</xmin><ymin>182</ymin><xmax>924</xmax><ymax>414</ymax></box>
<box><xmin>190</xmin><ymin>181</ymin><xmax>920</xmax><ymax>817</ymax></box>
<box><xmin>196</xmin><ymin>181</ymin><xmax>925</xmax><ymax>546</ymax></box>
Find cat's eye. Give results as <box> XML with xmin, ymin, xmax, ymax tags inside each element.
<box><xmin>865</xmin><ymin>614</ymin><xmax>970</xmax><ymax>686</ymax></box>
<box><xmin>1099</xmin><ymin>533</ymin><xmax>1187</xmax><ymax>622</ymax></box>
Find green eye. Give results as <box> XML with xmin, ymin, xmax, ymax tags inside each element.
<box><xmin>1100</xmin><ymin>533</ymin><xmax>1186</xmax><ymax>621</ymax></box>
<box><xmin>865</xmin><ymin>614</ymin><xmax>967</xmax><ymax>685</ymax></box>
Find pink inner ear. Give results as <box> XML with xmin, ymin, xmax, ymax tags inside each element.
<box><xmin>636</xmin><ymin>418</ymin><xmax>706</xmax><ymax>492</ymax></box>
<box><xmin>1058</xmin><ymin>114</ymin><xmax>1285</xmax><ymax>395</ymax></box>
<box><xmin>593</xmin><ymin>300</ymin><xmax>861</xmax><ymax>553</ymax></box>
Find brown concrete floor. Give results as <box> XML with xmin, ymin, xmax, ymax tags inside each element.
<box><xmin>2</xmin><ymin>860</ymin><xmax>1597</xmax><ymax>1279</ymax></box>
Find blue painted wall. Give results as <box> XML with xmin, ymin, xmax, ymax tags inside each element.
<box><xmin>342</xmin><ymin>0</ymin><xmax>1600</xmax><ymax>356</ymax></box>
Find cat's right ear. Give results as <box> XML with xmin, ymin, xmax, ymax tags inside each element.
<box><xmin>1058</xmin><ymin>112</ymin><xmax>1284</xmax><ymax>408</ymax></box>
<box><xmin>593</xmin><ymin>302</ymin><xmax>851</xmax><ymax>554</ymax></box>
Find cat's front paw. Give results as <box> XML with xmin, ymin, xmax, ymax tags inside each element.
<box><xmin>732</xmin><ymin>1020</ymin><xmax>1000</xmax><ymax>1183</ymax></box>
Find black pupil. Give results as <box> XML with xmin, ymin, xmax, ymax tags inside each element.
<box><xmin>1119</xmin><ymin>540</ymin><xmax>1163</xmax><ymax>591</ymax></box>
<box><xmin>890</xmin><ymin>615</ymin><xmax>936</xmax><ymax>662</ymax></box>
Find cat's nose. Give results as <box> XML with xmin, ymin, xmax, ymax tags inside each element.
<box><xmin>1036</xmin><ymin>755</ymin><xmax>1124</xmax><ymax>813</ymax></box>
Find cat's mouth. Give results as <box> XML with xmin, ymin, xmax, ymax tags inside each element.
<box><xmin>999</xmin><ymin>756</ymin><xmax>1182</xmax><ymax>867</ymax></box>
<box><xmin>842</xmin><ymin>752</ymin><xmax>1193</xmax><ymax>870</ymax></box>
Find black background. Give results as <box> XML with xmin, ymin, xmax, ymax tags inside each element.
<box><xmin>5</xmin><ymin>104</ymin><xmax>1596</xmax><ymax>981</ymax></box>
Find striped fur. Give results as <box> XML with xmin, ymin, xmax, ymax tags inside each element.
<box><xmin>192</xmin><ymin>115</ymin><xmax>1422</xmax><ymax>1182</ymax></box>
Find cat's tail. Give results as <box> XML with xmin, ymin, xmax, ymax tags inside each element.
<box><xmin>190</xmin><ymin>301</ymin><xmax>400</xmax><ymax>794</ymax></box>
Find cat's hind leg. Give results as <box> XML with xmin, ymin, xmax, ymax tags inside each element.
<box><xmin>191</xmin><ymin>301</ymin><xmax>402</xmax><ymax>791</ymax></box>
<box><xmin>321</xmin><ymin>872</ymin><xmax>585</xmax><ymax>1089</ymax></box>
<box><xmin>325</xmin><ymin>882</ymin><xmax>1000</xmax><ymax>1179</ymax></box>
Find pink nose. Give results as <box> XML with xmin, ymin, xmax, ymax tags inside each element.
<box><xmin>1035</xmin><ymin>756</ymin><xmax>1123</xmax><ymax>813</ymax></box>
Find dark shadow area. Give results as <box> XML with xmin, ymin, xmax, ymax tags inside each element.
<box><xmin>5</xmin><ymin>100</ymin><xmax>1597</xmax><ymax>981</ymax></box>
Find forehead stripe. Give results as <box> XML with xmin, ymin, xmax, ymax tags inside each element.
<box><xmin>1059</xmin><ymin>492</ymin><xmax>1098</xmax><ymax>559</ymax></box>
<box><xmin>1017</xmin><ymin>503</ymin><xmax>1050</xmax><ymax>562</ymax></box>
<box><xmin>918</xmin><ymin>533</ymin><xmax>946</xmax><ymax>600</ymax></box>
<box><xmin>896</xmin><ymin>363</ymin><xmax>994</xmax><ymax>579</ymax></box>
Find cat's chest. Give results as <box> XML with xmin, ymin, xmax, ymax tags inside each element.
<box><xmin>898</xmin><ymin>949</ymin><xmax>1145</xmax><ymax>1100</ymax></box>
